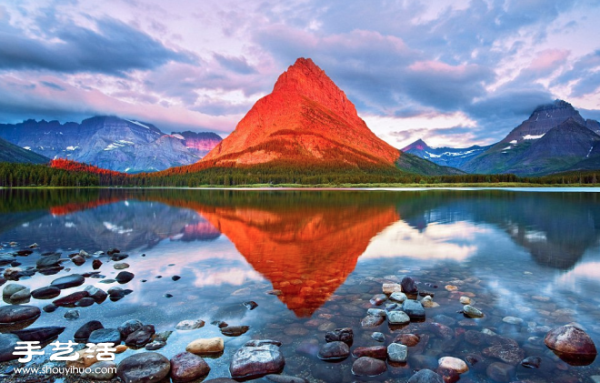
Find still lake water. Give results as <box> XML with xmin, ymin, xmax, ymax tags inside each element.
<box><xmin>0</xmin><ymin>188</ymin><xmax>599</xmax><ymax>382</ymax></box>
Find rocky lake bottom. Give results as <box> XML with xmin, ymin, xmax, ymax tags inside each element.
<box><xmin>0</xmin><ymin>188</ymin><xmax>598</xmax><ymax>382</ymax></box>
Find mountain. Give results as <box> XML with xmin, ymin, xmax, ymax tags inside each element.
<box><xmin>462</xmin><ymin>100</ymin><xmax>600</xmax><ymax>175</ymax></box>
<box><xmin>190</xmin><ymin>57</ymin><xmax>457</xmax><ymax>176</ymax></box>
<box><xmin>0</xmin><ymin>116</ymin><xmax>222</xmax><ymax>173</ymax></box>
<box><xmin>0</xmin><ymin>136</ymin><xmax>49</xmax><ymax>164</ymax></box>
<box><xmin>402</xmin><ymin>139</ymin><xmax>491</xmax><ymax>169</ymax></box>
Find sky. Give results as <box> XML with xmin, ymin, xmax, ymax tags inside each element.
<box><xmin>1</xmin><ymin>0</ymin><xmax>600</xmax><ymax>149</ymax></box>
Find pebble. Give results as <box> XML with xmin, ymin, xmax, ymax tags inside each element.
<box><xmin>145</xmin><ymin>340</ymin><xmax>166</xmax><ymax>350</ymax></box>
<box><xmin>170</xmin><ymin>352</ymin><xmax>210</xmax><ymax>382</ymax></box>
<box><xmin>88</xmin><ymin>328</ymin><xmax>121</xmax><ymax>345</ymax></box>
<box><xmin>462</xmin><ymin>305</ymin><xmax>484</xmax><ymax>318</ymax></box>
<box><xmin>11</xmin><ymin>326</ymin><xmax>65</xmax><ymax>343</ymax></box>
<box><xmin>390</xmin><ymin>292</ymin><xmax>407</xmax><ymax>303</ymax></box>
<box><xmin>115</xmin><ymin>271</ymin><xmax>134</xmax><ymax>284</ymax></box>
<box><xmin>125</xmin><ymin>325</ymin><xmax>155</xmax><ymax>348</ymax></box>
<box><xmin>352</xmin><ymin>346</ymin><xmax>387</xmax><ymax>360</ymax></box>
<box><xmin>318</xmin><ymin>341</ymin><xmax>350</xmax><ymax>361</ymax></box>
<box><xmin>361</xmin><ymin>314</ymin><xmax>384</xmax><ymax>328</ymax></box>
<box><xmin>394</xmin><ymin>333</ymin><xmax>420</xmax><ymax>347</ymax></box>
<box><xmin>372</xmin><ymin>332</ymin><xmax>385</xmax><ymax>342</ymax></box>
<box><xmin>186</xmin><ymin>337</ymin><xmax>225</xmax><ymax>354</ymax></box>
<box><xmin>114</xmin><ymin>263</ymin><xmax>130</xmax><ymax>270</ymax></box>
<box><xmin>459</xmin><ymin>296</ymin><xmax>471</xmax><ymax>305</ymax></box>
<box><xmin>438</xmin><ymin>356</ymin><xmax>469</xmax><ymax>373</ymax></box>
<box><xmin>420</xmin><ymin>295</ymin><xmax>439</xmax><ymax>308</ymax></box>
<box><xmin>2</xmin><ymin>283</ymin><xmax>26</xmax><ymax>297</ymax></box>
<box><xmin>221</xmin><ymin>325</ymin><xmax>249</xmax><ymax>336</ymax></box>
<box><xmin>74</xmin><ymin>320</ymin><xmax>104</xmax><ymax>343</ymax></box>
<box><xmin>544</xmin><ymin>324</ymin><xmax>597</xmax><ymax>363</ymax></box>
<box><xmin>366</xmin><ymin>308</ymin><xmax>386</xmax><ymax>317</ymax></box>
<box><xmin>445</xmin><ymin>285</ymin><xmax>458</xmax><ymax>291</ymax></box>
<box><xmin>382</xmin><ymin>283</ymin><xmax>402</xmax><ymax>295</ymax></box>
<box><xmin>64</xmin><ymin>309</ymin><xmax>80</xmax><ymax>320</ymax></box>
<box><xmin>117</xmin><ymin>352</ymin><xmax>171</xmax><ymax>383</ymax></box>
<box><xmin>388</xmin><ymin>310</ymin><xmax>410</xmax><ymax>325</ymax></box>
<box><xmin>176</xmin><ymin>320</ymin><xmax>205</xmax><ymax>330</ymax></box>
<box><xmin>408</xmin><ymin>369</ymin><xmax>444</xmax><ymax>383</ymax></box>
<box><xmin>324</xmin><ymin>327</ymin><xmax>353</xmax><ymax>345</ymax></box>
<box><xmin>51</xmin><ymin>274</ymin><xmax>85</xmax><ymax>289</ymax></box>
<box><xmin>486</xmin><ymin>362</ymin><xmax>514</xmax><ymax>382</ymax></box>
<box><xmin>230</xmin><ymin>340</ymin><xmax>285</xmax><ymax>380</ymax></box>
<box><xmin>387</xmin><ymin>343</ymin><xmax>408</xmax><ymax>362</ymax></box>
<box><xmin>370</xmin><ymin>294</ymin><xmax>388</xmax><ymax>306</ymax></box>
<box><xmin>401</xmin><ymin>276</ymin><xmax>418</xmax><ymax>294</ymax></box>
<box><xmin>0</xmin><ymin>305</ymin><xmax>41</xmax><ymax>325</ymax></box>
<box><xmin>31</xmin><ymin>286</ymin><xmax>61</xmax><ymax>299</ymax></box>
<box><xmin>351</xmin><ymin>356</ymin><xmax>387</xmax><ymax>377</ymax></box>
<box><xmin>521</xmin><ymin>356</ymin><xmax>541</xmax><ymax>369</ymax></box>
<box><xmin>502</xmin><ymin>316</ymin><xmax>523</xmax><ymax>325</ymax></box>
<box><xmin>402</xmin><ymin>299</ymin><xmax>426</xmax><ymax>321</ymax></box>
<box><xmin>118</xmin><ymin>319</ymin><xmax>143</xmax><ymax>338</ymax></box>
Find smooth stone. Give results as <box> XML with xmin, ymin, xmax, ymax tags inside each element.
<box><xmin>361</xmin><ymin>314</ymin><xmax>385</xmax><ymax>328</ymax></box>
<box><xmin>155</xmin><ymin>331</ymin><xmax>173</xmax><ymax>342</ymax></box>
<box><xmin>388</xmin><ymin>310</ymin><xmax>410</xmax><ymax>325</ymax></box>
<box><xmin>265</xmin><ymin>374</ymin><xmax>308</xmax><ymax>383</ymax></box>
<box><xmin>126</xmin><ymin>325</ymin><xmax>155</xmax><ymax>348</ymax></box>
<box><xmin>36</xmin><ymin>254</ymin><xmax>62</xmax><ymax>268</ymax></box>
<box><xmin>3</xmin><ymin>284</ymin><xmax>26</xmax><ymax>297</ymax></box>
<box><xmin>176</xmin><ymin>319</ymin><xmax>205</xmax><ymax>330</ymax></box>
<box><xmin>92</xmin><ymin>260</ymin><xmax>103</xmax><ymax>269</ymax></box>
<box><xmin>118</xmin><ymin>319</ymin><xmax>143</xmax><ymax>338</ymax></box>
<box><xmin>10</xmin><ymin>288</ymin><xmax>31</xmax><ymax>302</ymax></box>
<box><xmin>74</xmin><ymin>321</ymin><xmax>104</xmax><ymax>342</ymax></box>
<box><xmin>65</xmin><ymin>309</ymin><xmax>81</xmax><ymax>321</ymax></box>
<box><xmin>370</xmin><ymin>294</ymin><xmax>388</xmax><ymax>306</ymax></box>
<box><xmin>394</xmin><ymin>333</ymin><xmax>421</xmax><ymax>347</ymax></box>
<box><xmin>352</xmin><ymin>346</ymin><xmax>387</xmax><ymax>360</ymax></box>
<box><xmin>117</xmin><ymin>352</ymin><xmax>170</xmax><ymax>383</ymax></box>
<box><xmin>438</xmin><ymin>356</ymin><xmax>469</xmax><ymax>373</ymax></box>
<box><xmin>88</xmin><ymin>328</ymin><xmax>121</xmax><ymax>345</ymax></box>
<box><xmin>31</xmin><ymin>286</ymin><xmax>61</xmax><ymax>299</ymax></box>
<box><xmin>324</xmin><ymin>327</ymin><xmax>353</xmax><ymax>345</ymax></box>
<box><xmin>421</xmin><ymin>295</ymin><xmax>439</xmax><ymax>308</ymax></box>
<box><xmin>53</xmin><ymin>291</ymin><xmax>90</xmax><ymax>307</ymax></box>
<box><xmin>503</xmin><ymin>316</ymin><xmax>523</xmax><ymax>325</ymax></box>
<box><xmin>114</xmin><ymin>263</ymin><xmax>129</xmax><ymax>270</ymax></box>
<box><xmin>483</xmin><ymin>343</ymin><xmax>524</xmax><ymax>365</ymax></box>
<box><xmin>401</xmin><ymin>276</ymin><xmax>418</xmax><ymax>294</ymax></box>
<box><xmin>51</xmin><ymin>274</ymin><xmax>85</xmax><ymax>289</ymax></box>
<box><xmin>382</xmin><ymin>283</ymin><xmax>402</xmax><ymax>295</ymax></box>
<box><xmin>463</xmin><ymin>305</ymin><xmax>484</xmax><ymax>318</ymax></box>
<box><xmin>230</xmin><ymin>340</ymin><xmax>285</xmax><ymax>380</ymax></box>
<box><xmin>352</xmin><ymin>356</ymin><xmax>387</xmax><ymax>377</ymax></box>
<box><xmin>544</xmin><ymin>324</ymin><xmax>597</xmax><ymax>361</ymax></box>
<box><xmin>459</xmin><ymin>296</ymin><xmax>471</xmax><ymax>305</ymax></box>
<box><xmin>372</xmin><ymin>332</ymin><xmax>385</xmax><ymax>342</ymax></box>
<box><xmin>367</xmin><ymin>308</ymin><xmax>386</xmax><ymax>317</ymax></box>
<box><xmin>318</xmin><ymin>341</ymin><xmax>350</xmax><ymax>361</ymax></box>
<box><xmin>402</xmin><ymin>299</ymin><xmax>426</xmax><ymax>321</ymax></box>
<box><xmin>521</xmin><ymin>356</ymin><xmax>541</xmax><ymax>369</ymax></box>
<box><xmin>408</xmin><ymin>369</ymin><xmax>444</xmax><ymax>383</ymax></box>
<box><xmin>84</xmin><ymin>285</ymin><xmax>108</xmax><ymax>303</ymax></box>
<box><xmin>43</xmin><ymin>304</ymin><xmax>57</xmax><ymax>313</ymax></box>
<box><xmin>170</xmin><ymin>352</ymin><xmax>210</xmax><ymax>383</ymax></box>
<box><xmin>0</xmin><ymin>305</ymin><xmax>41</xmax><ymax>325</ymax></box>
<box><xmin>486</xmin><ymin>362</ymin><xmax>514</xmax><ymax>382</ymax></box>
<box><xmin>387</xmin><ymin>343</ymin><xmax>408</xmax><ymax>363</ymax></box>
<box><xmin>75</xmin><ymin>297</ymin><xmax>95</xmax><ymax>307</ymax></box>
<box><xmin>115</xmin><ymin>271</ymin><xmax>134</xmax><ymax>284</ymax></box>
<box><xmin>186</xmin><ymin>337</ymin><xmax>224</xmax><ymax>354</ymax></box>
<box><xmin>11</xmin><ymin>326</ymin><xmax>65</xmax><ymax>343</ymax></box>
<box><xmin>0</xmin><ymin>334</ymin><xmax>20</xmax><ymax>362</ymax></box>
<box><xmin>145</xmin><ymin>340</ymin><xmax>166</xmax><ymax>350</ymax></box>
<box><xmin>390</xmin><ymin>292</ymin><xmax>407</xmax><ymax>303</ymax></box>
<box><xmin>221</xmin><ymin>325</ymin><xmax>249</xmax><ymax>336</ymax></box>
<box><xmin>71</xmin><ymin>255</ymin><xmax>85</xmax><ymax>265</ymax></box>
<box><xmin>243</xmin><ymin>301</ymin><xmax>258</xmax><ymax>310</ymax></box>
<box><xmin>82</xmin><ymin>361</ymin><xmax>117</xmax><ymax>380</ymax></box>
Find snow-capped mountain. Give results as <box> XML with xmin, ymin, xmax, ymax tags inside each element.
<box><xmin>0</xmin><ymin>116</ymin><xmax>222</xmax><ymax>172</ymax></box>
<box><xmin>402</xmin><ymin>139</ymin><xmax>491</xmax><ymax>169</ymax></box>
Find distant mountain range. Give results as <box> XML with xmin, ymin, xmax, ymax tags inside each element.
<box><xmin>0</xmin><ymin>117</ymin><xmax>222</xmax><ymax>173</ymax></box>
<box><xmin>171</xmin><ymin>58</ymin><xmax>459</xmax><ymax>176</ymax></box>
<box><xmin>0</xmin><ymin>136</ymin><xmax>49</xmax><ymax>164</ymax></box>
<box><xmin>404</xmin><ymin>100</ymin><xmax>600</xmax><ymax>176</ymax></box>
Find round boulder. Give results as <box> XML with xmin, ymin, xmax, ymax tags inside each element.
<box><xmin>351</xmin><ymin>356</ymin><xmax>387</xmax><ymax>377</ymax></box>
<box><xmin>170</xmin><ymin>352</ymin><xmax>210</xmax><ymax>383</ymax></box>
<box><xmin>117</xmin><ymin>352</ymin><xmax>170</xmax><ymax>383</ymax></box>
<box><xmin>544</xmin><ymin>324</ymin><xmax>597</xmax><ymax>365</ymax></box>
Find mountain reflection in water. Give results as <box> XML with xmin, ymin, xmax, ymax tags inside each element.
<box><xmin>1</xmin><ymin>189</ymin><xmax>600</xmax><ymax>317</ymax></box>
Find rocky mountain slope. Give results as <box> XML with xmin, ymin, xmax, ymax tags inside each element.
<box><xmin>0</xmin><ymin>117</ymin><xmax>222</xmax><ymax>172</ymax></box>
<box><xmin>0</xmin><ymin>136</ymin><xmax>49</xmax><ymax>164</ymax></box>
<box><xmin>402</xmin><ymin>139</ymin><xmax>490</xmax><ymax>169</ymax></box>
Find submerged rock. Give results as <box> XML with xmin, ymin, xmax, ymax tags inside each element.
<box><xmin>462</xmin><ymin>305</ymin><xmax>484</xmax><ymax>318</ymax></box>
<box><xmin>11</xmin><ymin>326</ymin><xmax>65</xmax><ymax>343</ymax></box>
<box><xmin>318</xmin><ymin>341</ymin><xmax>350</xmax><ymax>361</ymax></box>
<box><xmin>170</xmin><ymin>352</ymin><xmax>210</xmax><ymax>383</ymax></box>
<box><xmin>388</xmin><ymin>311</ymin><xmax>410</xmax><ymax>325</ymax></box>
<box><xmin>117</xmin><ymin>352</ymin><xmax>170</xmax><ymax>383</ymax></box>
<box><xmin>544</xmin><ymin>324</ymin><xmax>597</xmax><ymax>365</ymax></box>
<box><xmin>407</xmin><ymin>369</ymin><xmax>444</xmax><ymax>383</ymax></box>
<box><xmin>0</xmin><ymin>305</ymin><xmax>41</xmax><ymax>326</ymax></box>
<box><xmin>387</xmin><ymin>343</ymin><xmax>408</xmax><ymax>363</ymax></box>
<box><xmin>125</xmin><ymin>325</ymin><xmax>155</xmax><ymax>348</ymax></box>
<box><xmin>176</xmin><ymin>320</ymin><xmax>205</xmax><ymax>330</ymax></box>
<box><xmin>352</xmin><ymin>356</ymin><xmax>387</xmax><ymax>377</ymax></box>
<box><xmin>230</xmin><ymin>340</ymin><xmax>285</xmax><ymax>380</ymax></box>
<box><xmin>74</xmin><ymin>321</ymin><xmax>104</xmax><ymax>343</ymax></box>
<box><xmin>324</xmin><ymin>327</ymin><xmax>353</xmax><ymax>345</ymax></box>
<box><xmin>352</xmin><ymin>346</ymin><xmax>387</xmax><ymax>360</ymax></box>
<box><xmin>402</xmin><ymin>300</ymin><xmax>426</xmax><ymax>321</ymax></box>
<box><xmin>51</xmin><ymin>274</ymin><xmax>85</xmax><ymax>289</ymax></box>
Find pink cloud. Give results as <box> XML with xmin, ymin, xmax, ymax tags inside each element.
<box><xmin>529</xmin><ymin>49</ymin><xmax>570</xmax><ymax>72</ymax></box>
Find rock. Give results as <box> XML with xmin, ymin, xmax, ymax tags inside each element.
<box><xmin>11</xmin><ymin>326</ymin><xmax>65</xmax><ymax>343</ymax></box>
<box><xmin>155</xmin><ymin>331</ymin><xmax>173</xmax><ymax>342</ymax></box>
<box><xmin>115</xmin><ymin>271</ymin><xmax>134</xmax><ymax>284</ymax></box>
<box><xmin>172</xmin><ymin>275</ymin><xmax>181</xmax><ymax>281</ymax></box>
<box><xmin>145</xmin><ymin>340</ymin><xmax>166</xmax><ymax>350</ymax></box>
<box><xmin>9</xmin><ymin>288</ymin><xmax>31</xmax><ymax>302</ymax></box>
<box><xmin>483</xmin><ymin>343</ymin><xmax>524</xmax><ymax>365</ymax></box>
<box><xmin>51</xmin><ymin>274</ymin><xmax>85</xmax><ymax>289</ymax></box>
<box><xmin>544</xmin><ymin>324</ymin><xmax>597</xmax><ymax>364</ymax></box>
<box><xmin>372</xmin><ymin>332</ymin><xmax>385</xmax><ymax>342</ymax></box>
<box><xmin>111</xmin><ymin>253</ymin><xmax>129</xmax><ymax>261</ymax></box>
<box><xmin>88</xmin><ymin>328</ymin><xmax>121</xmax><ymax>345</ymax></box>
<box><xmin>486</xmin><ymin>362</ymin><xmax>514</xmax><ymax>382</ymax></box>
<box><xmin>402</xmin><ymin>299</ymin><xmax>426</xmax><ymax>321</ymax></box>
<box><xmin>421</xmin><ymin>295</ymin><xmax>439</xmax><ymax>308</ymax></box>
<box><xmin>169</xmin><ymin>352</ymin><xmax>210</xmax><ymax>382</ymax></box>
<box><xmin>64</xmin><ymin>309</ymin><xmax>80</xmax><ymax>320</ymax></box>
<box><xmin>438</xmin><ymin>356</ymin><xmax>468</xmax><ymax>373</ymax></box>
<box><xmin>114</xmin><ymin>263</ymin><xmax>129</xmax><ymax>270</ymax></box>
<box><xmin>118</xmin><ymin>319</ymin><xmax>143</xmax><ymax>338</ymax></box>
<box><xmin>243</xmin><ymin>301</ymin><xmax>258</xmax><ymax>310</ymax></box>
<box><xmin>401</xmin><ymin>276</ymin><xmax>418</xmax><ymax>294</ymax></box>
<box><xmin>0</xmin><ymin>305</ymin><xmax>41</xmax><ymax>326</ymax></box>
<box><xmin>445</xmin><ymin>285</ymin><xmax>458</xmax><ymax>291</ymax></box>
<box><xmin>388</xmin><ymin>310</ymin><xmax>410</xmax><ymax>325</ymax></box>
<box><xmin>126</xmin><ymin>325</ymin><xmax>155</xmax><ymax>348</ymax></box>
<box><xmin>370</xmin><ymin>294</ymin><xmax>387</xmax><ymax>306</ymax></box>
<box><xmin>502</xmin><ymin>316</ymin><xmax>523</xmax><ymax>325</ymax></box>
<box><xmin>71</xmin><ymin>255</ymin><xmax>85</xmax><ymax>265</ymax></box>
<box><xmin>394</xmin><ymin>333</ymin><xmax>420</xmax><ymax>347</ymax></box>
<box><xmin>230</xmin><ymin>340</ymin><xmax>285</xmax><ymax>380</ymax></box>
<box><xmin>367</xmin><ymin>308</ymin><xmax>386</xmax><ymax>317</ymax></box>
<box><xmin>221</xmin><ymin>325</ymin><xmax>249</xmax><ymax>336</ymax></box>
<box><xmin>75</xmin><ymin>297</ymin><xmax>95</xmax><ymax>307</ymax></box>
<box><xmin>387</xmin><ymin>343</ymin><xmax>408</xmax><ymax>363</ymax></box>
<box><xmin>53</xmin><ymin>291</ymin><xmax>90</xmax><ymax>307</ymax></box>
<box><xmin>82</xmin><ymin>361</ymin><xmax>117</xmax><ymax>380</ymax></box>
<box><xmin>324</xmin><ymin>327</ymin><xmax>353</xmax><ymax>345</ymax></box>
<box><xmin>459</xmin><ymin>296</ymin><xmax>471</xmax><ymax>305</ymax></box>
<box><xmin>352</xmin><ymin>356</ymin><xmax>387</xmax><ymax>377</ymax></box>
<box><xmin>186</xmin><ymin>337</ymin><xmax>224</xmax><ymax>355</ymax></box>
<box><xmin>318</xmin><ymin>341</ymin><xmax>350</xmax><ymax>361</ymax></box>
<box><xmin>390</xmin><ymin>292</ymin><xmax>407</xmax><ymax>303</ymax></box>
<box><xmin>521</xmin><ymin>356</ymin><xmax>541</xmax><ymax>369</ymax></box>
<box><xmin>176</xmin><ymin>320</ymin><xmax>205</xmax><ymax>330</ymax></box>
<box><xmin>117</xmin><ymin>352</ymin><xmax>170</xmax><ymax>383</ymax></box>
<box><xmin>83</xmin><ymin>285</ymin><xmax>108</xmax><ymax>303</ymax></box>
<box><xmin>3</xmin><ymin>283</ymin><xmax>26</xmax><ymax>297</ymax></box>
<box><xmin>92</xmin><ymin>260</ymin><xmax>103</xmax><ymax>270</ymax></box>
<box><xmin>352</xmin><ymin>346</ymin><xmax>387</xmax><ymax>359</ymax></box>
<box><xmin>43</xmin><ymin>304</ymin><xmax>57</xmax><ymax>313</ymax></box>
<box><xmin>361</xmin><ymin>314</ymin><xmax>385</xmax><ymax>328</ymax></box>
<box><xmin>382</xmin><ymin>283</ymin><xmax>402</xmax><ymax>295</ymax></box>
<box><xmin>463</xmin><ymin>305</ymin><xmax>484</xmax><ymax>318</ymax></box>
<box><xmin>0</xmin><ymin>334</ymin><xmax>20</xmax><ymax>362</ymax></box>
<box><xmin>265</xmin><ymin>375</ymin><xmax>308</xmax><ymax>383</ymax></box>
<box><xmin>407</xmin><ymin>369</ymin><xmax>444</xmax><ymax>383</ymax></box>
<box><xmin>74</xmin><ymin>321</ymin><xmax>104</xmax><ymax>342</ymax></box>
<box><xmin>31</xmin><ymin>286</ymin><xmax>61</xmax><ymax>299</ymax></box>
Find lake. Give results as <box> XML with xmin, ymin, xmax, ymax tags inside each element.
<box><xmin>0</xmin><ymin>188</ymin><xmax>599</xmax><ymax>382</ymax></box>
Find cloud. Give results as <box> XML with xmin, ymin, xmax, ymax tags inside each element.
<box><xmin>214</xmin><ymin>54</ymin><xmax>257</xmax><ymax>74</ymax></box>
<box><xmin>0</xmin><ymin>16</ymin><xmax>192</xmax><ymax>75</ymax></box>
